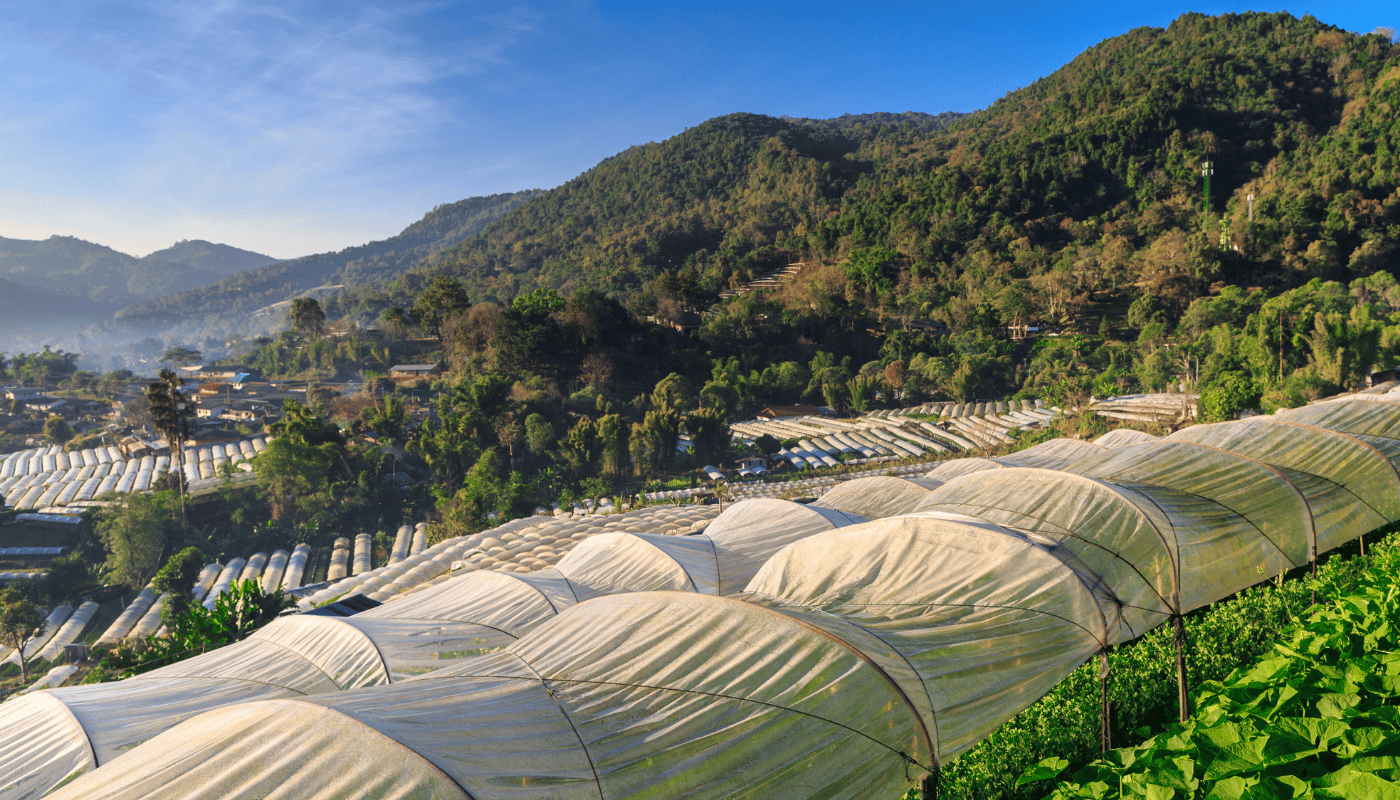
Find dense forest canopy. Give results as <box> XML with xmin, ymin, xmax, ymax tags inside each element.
<box><xmin>290</xmin><ymin>14</ymin><xmax>1400</xmax><ymax>428</ymax></box>
<box><xmin>339</xmin><ymin>12</ymin><xmax>1397</xmax><ymax>331</ymax></box>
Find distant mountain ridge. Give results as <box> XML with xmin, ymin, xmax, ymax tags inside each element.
<box><xmin>112</xmin><ymin>190</ymin><xmax>542</xmax><ymax>328</ymax></box>
<box><xmin>0</xmin><ymin>276</ymin><xmax>56</xmax><ymax>323</ymax></box>
<box><xmin>388</xmin><ymin>11</ymin><xmax>1399</xmax><ymax>325</ymax></box>
<box><xmin>404</xmin><ymin>110</ymin><xmax>968</xmax><ymax>304</ymax></box>
<box><xmin>0</xmin><ymin>235</ymin><xmax>278</xmax><ymax>311</ymax></box>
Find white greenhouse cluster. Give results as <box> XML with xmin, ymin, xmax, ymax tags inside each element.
<box><xmin>7</xmin><ymin>391</ymin><xmax>1400</xmax><ymax>799</ymax></box>
<box><xmin>296</xmin><ymin>507</ymin><xmax>719</xmax><ymax>609</ymax></box>
<box><xmin>729</xmin><ymin>401</ymin><xmax>1062</xmax><ymax>470</ymax></box>
<box><xmin>0</xmin><ymin>436</ymin><xmax>270</xmax><ymax>513</ymax></box>
<box><xmin>866</xmin><ymin>397</ymin><xmax>1063</xmax><ymax>448</ymax></box>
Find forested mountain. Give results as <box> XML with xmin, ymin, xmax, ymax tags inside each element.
<box><xmin>384</xmin><ymin>12</ymin><xmax>1396</xmax><ymax>329</ymax></box>
<box><xmin>113</xmin><ymin>190</ymin><xmax>543</xmax><ymax>328</ymax></box>
<box><xmin>141</xmin><ymin>240</ymin><xmax>281</xmax><ymax>280</ymax></box>
<box><xmin>0</xmin><ymin>277</ymin><xmax>57</xmax><ymax>324</ymax></box>
<box><xmin>396</xmin><ymin>111</ymin><xmax>964</xmax><ymax>305</ymax></box>
<box><xmin>0</xmin><ymin>235</ymin><xmax>277</xmax><ymax>310</ymax></box>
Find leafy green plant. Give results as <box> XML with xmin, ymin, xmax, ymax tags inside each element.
<box><xmin>1026</xmin><ymin>536</ymin><xmax>1400</xmax><ymax>798</ymax></box>
<box><xmin>906</xmin><ymin>533</ymin><xmax>1383</xmax><ymax>800</ymax></box>
<box><xmin>1197</xmin><ymin>371</ymin><xmax>1262</xmax><ymax>422</ymax></box>
<box><xmin>92</xmin><ymin>579</ymin><xmax>294</xmax><ymax>681</ymax></box>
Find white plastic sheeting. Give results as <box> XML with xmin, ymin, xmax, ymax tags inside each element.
<box><xmin>94</xmin><ymin>587</ymin><xmax>158</xmax><ymax>647</ymax></box>
<box><xmin>352</xmin><ymin>534</ymin><xmax>372</xmax><ymax>575</ymax></box>
<box><xmin>388</xmin><ymin>525</ymin><xmax>412</xmax><ymax>564</ymax></box>
<box><xmin>0</xmin><ymin>437</ymin><xmax>269</xmax><ymax>510</ymax></box>
<box><xmin>201</xmin><ymin>559</ymin><xmax>246</xmax><ymax>609</ymax></box>
<box><xmin>22</xmin><ymin>408</ymin><xmax>1400</xmax><ymax>800</ymax></box>
<box><xmin>260</xmin><ymin>550</ymin><xmax>290</xmax><ymax>593</ymax></box>
<box><xmin>0</xmin><ymin>603</ymin><xmax>521</xmax><ymax>793</ymax></box>
<box><xmin>326</xmin><ymin>538</ymin><xmax>351</xmax><ymax>581</ymax></box>
<box><xmin>50</xmin><ymin>593</ymin><xmax>932</xmax><ymax>800</ymax></box>
<box><xmin>3</xmin><ymin>604</ymin><xmax>70</xmax><ymax>666</ymax></box>
<box><xmin>812</xmin><ymin>475</ymin><xmax>942</xmax><ymax>519</ymax></box>
<box><xmin>281</xmin><ymin>544</ymin><xmax>311</xmax><ymax>590</ymax></box>
<box><xmin>34</xmin><ymin>601</ymin><xmax>101</xmax><ymax>662</ymax></box>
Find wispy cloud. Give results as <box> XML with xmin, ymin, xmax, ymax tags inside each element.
<box><xmin>5</xmin><ymin>2</ymin><xmax>545</xmax><ymax>222</ymax></box>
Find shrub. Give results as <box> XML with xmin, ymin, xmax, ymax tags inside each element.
<box><xmin>1197</xmin><ymin>371</ymin><xmax>1261</xmax><ymax>422</ymax></box>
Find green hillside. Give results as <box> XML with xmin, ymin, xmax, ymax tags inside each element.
<box><xmin>0</xmin><ymin>235</ymin><xmax>276</xmax><ymax>310</ymax></box>
<box><xmin>412</xmin><ymin>111</ymin><xmax>962</xmax><ymax>303</ymax></box>
<box><xmin>402</xmin><ymin>12</ymin><xmax>1395</xmax><ymax>329</ymax></box>
<box><xmin>140</xmin><ymin>240</ymin><xmax>281</xmax><ymax>279</ymax></box>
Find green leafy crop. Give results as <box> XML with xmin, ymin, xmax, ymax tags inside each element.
<box><xmin>1026</xmin><ymin>540</ymin><xmax>1400</xmax><ymax>799</ymax></box>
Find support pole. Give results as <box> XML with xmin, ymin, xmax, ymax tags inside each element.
<box><xmin>1099</xmin><ymin>650</ymin><xmax>1112</xmax><ymax>752</ymax></box>
<box><xmin>919</xmin><ymin>768</ymin><xmax>939</xmax><ymax>800</ymax></box>
<box><xmin>1173</xmin><ymin>615</ymin><xmax>1189</xmax><ymax>723</ymax></box>
<box><xmin>1311</xmin><ymin>533</ymin><xmax>1318</xmax><ymax>608</ymax></box>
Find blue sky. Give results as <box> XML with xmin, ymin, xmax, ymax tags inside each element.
<box><xmin>0</xmin><ymin>1</ymin><xmax>1391</xmax><ymax>260</ymax></box>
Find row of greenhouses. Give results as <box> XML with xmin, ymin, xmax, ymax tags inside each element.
<box><xmin>0</xmin><ymin>436</ymin><xmax>269</xmax><ymax>512</ymax></box>
<box><xmin>9</xmin><ymin>396</ymin><xmax>1400</xmax><ymax>799</ymax></box>
<box><xmin>727</xmin><ymin>397</ymin><xmax>1067</xmax><ymax>470</ymax></box>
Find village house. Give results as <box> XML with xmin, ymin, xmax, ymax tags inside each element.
<box><xmin>219</xmin><ymin>400</ymin><xmax>274</xmax><ymax>424</ymax></box>
<box><xmin>757</xmin><ymin>404</ymin><xmax>822</xmax><ymax>420</ymax></box>
<box><xmin>389</xmin><ymin>364</ymin><xmax>443</xmax><ymax>380</ymax></box>
<box><xmin>737</xmin><ymin>455</ymin><xmax>770</xmax><ymax>473</ymax></box>
<box><xmin>195</xmin><ymin>404</ymin><xmax>227</xmax><ymax>419</ymax></box>
<box><xmin>3</xmin><ymin>387</ymin><xmax>46</xmax><ymax>402</ymax></box>
<box><xmin>22</xmin><ymin>397</ymin><xmax>73</xmax><ymax>418</ymax></box>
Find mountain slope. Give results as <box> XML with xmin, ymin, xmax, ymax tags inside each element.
<box><xmin>0</xmin><ymin>277</ymin><xmax>59</xmax><ymax>326</ymax></box>
<box><xmin>417</xmin><ymin>111</ymin><xmax>964</xmax><ymax>303</ymax></box>
<box><xmin>0</xmin><ymin>235</ymin><xmax>277</xmax><ymax>310</ymax></box>
<box><xmin>401</xmin><ymin>12</ymin><xmax>1396</xmax><ymax>329</ymax></box>
<box><xmin>140</xmin><ymin>240</ymin><xmax>280</xmax><ymax>279</ymax></box>
<box><xmin>112</xmin><ymin>190</ymin><xmax>543</xmax><ymax>327</ymax></box>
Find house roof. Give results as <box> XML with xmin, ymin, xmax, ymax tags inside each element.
<box><xmin>389</xmin><ymin>364</ymin><xmax>440</xmax><ymax>372</ymax></box>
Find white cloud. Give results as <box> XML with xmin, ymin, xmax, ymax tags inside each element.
<box><xmin>0</xmin><ymin>1</ymin><xmax>549</xmax><ymax>252</ymax></box>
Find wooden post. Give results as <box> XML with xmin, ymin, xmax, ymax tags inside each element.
<box><xmin>1173</xmin><ymin>615</ymin><xmax>1189</xmax><ymax>722</ymax></box>
<box><xmin>1311</xmin><ymin>535</ymin><xmax>1318</xmax><ymax>607</ymax></box>
<box><xmin>1099</xmin><ymin>650</ymin><xmax>1112</xmax><ymax>752</ymax></box>
<box><xmin>919</xmin><ymin>768</ymin><xmax>939</xmax><ymax>800</ymax></box>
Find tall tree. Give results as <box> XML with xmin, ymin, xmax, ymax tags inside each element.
<box><xmin>0</xmin><ymin>588</ymin><xmax>45</xmax><ymax>683</ymax></box>
<box><xmin>596</xmin><ymin>413</ymin><xmax>631</xmax><ymax>485</ymax></box>
<box><xmin>289</xmin><ymin>297</ymin><xmax>327</xmax><ymax>339</ymax></box>
<box><xmin>524</xmin><ymin>414</ymin><xmax>556</xmax><ymax>468</ymax></box>
<box><xmin>651</xmin><ymin>373</ymin><xmax>695</xmax><ymax>414</ymax></box>
<box><xmin>556</xmin><ymin>417</ymin><xmax>602</xmax><ymax>479</ymax></box>
<box><xmin>380</xmin><ymin>306</ymin><xmax>410</xmax><ymax>339</ymax></box>
<box><xmin>152</xmin><ymin>546</ymin><xmax>208</xmax><ymax>622</ymax></box>
<box><xmin>44</xmin><ymin>417</ymin><xmax>74</xmax><ymax>446</ymax></box>
<box><xmin>684</xmin><ymin>408</ymin><xmax>731</xmax><ymax>471</ymax></box>
<box><xmin>355</xmin><ymin>395</ymin><xmax>407</xmax><ymax>444</ymax></box>
<box><xmin>159</xmin><ymin>347</ymin><xmax>203</xmax><ymax>368</ymax></box>
<box><xmin>146</xmin><ymin>369</ymin><xmax>192</xmax><ymax>520</ymax></box>
<box><xmin>846</xmin><ymin>375</ymin><xmax>878</xmax><ymax>413</ymax></box>
<box><xmin>641</xmin><ymin>408</ymin><xmax>681</xmax><ymax>474</ymax></box>
<box><xmin>414</xmin><ymin>275</ymin><xmax>470</xmax><ymax>342</ymax></box>
<box><xmin>96</xmin><ymin>492</ymin><xmax>179</xmax><ymax>590</ymax></box>
<box><xmin>256</xmin><ymin>402</ymin><xmax>351</xmax><ymax>525</ymax></box>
